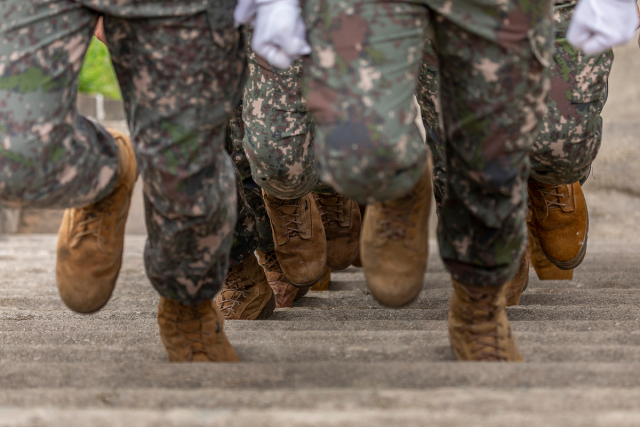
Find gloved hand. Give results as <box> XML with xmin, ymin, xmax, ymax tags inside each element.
<box><xmin>567</xmin><ymin>0</ymin><xmax>639</xmax><ymax>55</ymax></box>
<box><xmin>234</xmin><ymin>0</ymin><xmax>311</xmax><ymax>69</ymax></box>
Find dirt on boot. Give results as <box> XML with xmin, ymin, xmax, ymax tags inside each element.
<box><xmin>361</xmin><ymin>165</ymin><xmax>432</xmax><ymax>307</ymax></box>
<box><xmin>257</xmin><ymin>250</ymin><xmax>308</xmax><ymax>308</ymax></box>
<box><xmin>448</xmin><ymin>279</ymin><xmax>523</xmax><ymax>362</ymax></box>
<box><xmin>314</xmin><ymin>192</ymin><xmax>361</xmax><ymax>270</ymax></box>
<box><xmin>215</xmin><ymin>255</ymin><xmax>276</xmax><ymax>320</ymax></box>
<box><xmin>56</xmin><ymin>129</ymin><xmax>137</xmax><ymax>314</ymax></box>
<box><xmin>527</xmin><ymin>208</ymin><xmax>574</xmax><ymax>280</ymax></box>
<box><xmin>158</xmin><ymin>297</ymin><xmax>240</xmax><ymax>362</ymax></box>
<box><xmin>528</xmin><ymin>180</ymin><xmax>588</xmax><ymax>270</ymax></box>
<box><xmin>263</xmin><ymin>190</ymin><xmax>327</xmax><ymax>287</ymax></box>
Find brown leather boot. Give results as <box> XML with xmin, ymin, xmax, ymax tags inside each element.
<box><xmin>257</xmin><ymin>250</ymin><xmax>308</xmax><ymax>308</ymax></box>
<box><xmin>310</xmin><ymin>267</ymin><xmax>332</xmax><ymax>291</ymax></box>
<box><xmin>314</xmin><ymin>192</ymin><xmax>361</xmax><ymax>270</ymax></box>
<box><xmin>527</xmin><ymin>207</ymin><xmax>574</xmax><ymax>280</ymax></box>
<box><xmin>215</xmin><ymin>255</ymin><xmax>276</xmax><ymax>320</ymax></box>
<box><xmin>506</xmin><ymin>249</ymin><xmax>530</xmax><ymax>307</ymax></box>
<box><xmin>361</xmin><ymin>165</ymin><xmax>432</xmax><ymax>307</ymax></box>
<box><xmin>56</xmin><ymin>129</ymin><xmax>137</xmax><ymax>313</ymax></box>
<box><xmin>263</xmin><ymin>190</ymin><xmax>327</xmax><ymax>287</ymax></box>
<box><xmin>158</xmin><ymin>297</ymin><xmax>240</xmax><ymax>362</ymax></box>
<box><xmin>448</xmin><ymin>279</ymin><xmax>523</xmax><ymax>362</ymax></box>
<box><xmin>527</xmin><ymin>180</ymin><xmax>587</xmax><ymax>270</ymax></box>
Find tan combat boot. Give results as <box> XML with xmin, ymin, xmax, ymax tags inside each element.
<box><xmin>215</xmin><ymin>255</ymin><xmax>276</xmax><ymax>320</ymax></box>
<box><xmin>361</xmin><ymin>166</ymin><xmax>432</xmax><ymax>307</ymax></box>
<box><xmin>257</xmin><ymin>250</ymin><xmax>308</xmax><ymax>308</ymax></box>
<box><xmin>310</xmin><ymin>267</ymin><xmax>332</xmax><ymax>291</ymax></box>
<box><xmin>263</xmin><ymin>190</ymin><xmax>327</xmax><ymax>287</ymax></box>
<box><xmin>56</xmin><ymin>129</ymin><xmax>137</xmax><ymax>313</ymax></box>
<box><xmin>314</xmin><ymin>192</ymin><xmax>361</xmax><ymax>270</ymax></box>
<box><xmin>527</xmin><ymin>207</ymin><xmax>573</xmax><ymax>280</ymax></box>
<box><xmin>158</xmin><ymin>297</ymin><xmax>240</xmax><ymax>362</ymax></box>
<box><xmin>527</xmin><ymin>180</ymin><xmax>587</xmax><ymax>270</ymax></box>
<box><xmin>448</xmin><ymin>279</ymin><xmax>523</xmax><ymax>362</ymax></box>
<box><xmin>506</xmin><ymin>249</ymin><xmax>530</xmax><ymax>307</ymax></box>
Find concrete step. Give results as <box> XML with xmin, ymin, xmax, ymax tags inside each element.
<box><xmin>4</xmin><ymin>406</ymin><xmax>640</xmax><ymax>427</ymax></box>
<box><xmin>4</xmin><ymin>362</ymin><xmax>640</xmax><ymax>389</ymax></box>
<box><xmin>4</xmin><ymin>339</ymin><xmax>640</xmax><ymax>363</ymax></box>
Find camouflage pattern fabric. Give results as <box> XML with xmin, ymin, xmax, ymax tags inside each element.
<box><xmin>225</xmin><ymin>101</ymin><xmax>273</xmax><ymax>267</ymax></box>
<box><xmin>529</xmin><ymin>0</ymin><xmax>612</xmax><ymax>185</ymax></box>
<box><xmin>421</xmin><ymin>0</ymin><xmax>611</xmax><ymax>208</ymax></box>
<box><xmin>242</xmin><ymin>37</ymin><xmax>319</xmax><ymax>200</ymax></box>
<box><xmin>0</xmin><ymin>0</ymin><xmax>246</xmax><ymax>305</ymax></box>
<box><xmin>303</xmin><ymin>0</ymin><xmax>553</xmax><ymax>288</ymax></box>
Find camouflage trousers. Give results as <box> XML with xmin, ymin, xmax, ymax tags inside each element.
<box><xmin>420</xmin><ymin>0</ymin><xmax>613</xmax><ymax>209</ymax></box>
<box><xmin>226</xmin><ymin>32</ymin><xmax>336</xmax><ymax>267</ymax></box>
<box><xmin>304</xmin><ymin>0</ymin><xmax>553</xmax><ymax>287</ymax></box>
<box><xmin>0</xmin><ymin>0</ymin><xmax>246</xmax><ymax>305</ymax></box>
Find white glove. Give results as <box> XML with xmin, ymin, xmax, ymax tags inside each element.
<box><xmin>234</xmin><ymin>0</ymin><xmax>257</xmax><ymax>27</ymax></box>
<box><xmin>567</xmin><ymin>0</ymin><xmax>638</xmax><ymax>55</ymax></box>
<box><xmin>234</xmin><ymin>0</ymin><xmax>311</xmax><ymax>69</ymax></box>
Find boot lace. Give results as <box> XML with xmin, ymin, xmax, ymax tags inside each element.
<box><xmin>460</xmin><ymin>289</ymin><xmax>506</xmax><ymax>361</ymax></box>
<box><xmin>315</xmin><ymin>193</ymin><xmax>344</xmax><ymax>227</ymax></box>
<box><xmin>274</xmin><ymin>198</ymin><xmax>306</xmax><ymax>242</ymax></box>
<box><xmin>378</xmin><ymin>195</ymin><xmax>417</xmax><ymax>241</ymax></box>
<box><xmin>534</xmin><ymin>184</ymin><xmax>567</xmax><ymax>220</ymax></box>
<box><xmin>217</xmin><ymin>269</ymin><xmax>250</xmax><ymax>319</ymax></box>
<box><xmin>175</xmin><ymin>304</ymin><xmax>219</xmax><ymax>360</ymax></box>
<box><xmin>70</xmin><ymin>197</ymin><xmax>113</xmax><ymax>252</ymax></box>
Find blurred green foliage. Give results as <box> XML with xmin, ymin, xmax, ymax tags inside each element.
<box><xmin>78</xmin><ymin>38</ymin><xmax>121</xmax><ymax>100</ymax></box>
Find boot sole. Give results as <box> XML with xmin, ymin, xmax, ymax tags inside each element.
<box><xmin>255</xmin><ymin>291</ymin><xmax>277</xmax><ymax>320</ymax></box>
<box><xmin>542</xmin><ymin>211</ymin><xmax>589</xmax><ymax>271</ymax></box>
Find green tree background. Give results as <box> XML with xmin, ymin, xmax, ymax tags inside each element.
<box><xmin>78</xmin><ymin>38</ymin><xmax>121</xmax><ymax>100</ymax></box>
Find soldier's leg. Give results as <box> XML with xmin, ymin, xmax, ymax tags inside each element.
<box><xmin>432</xmin><ymin>0</ymin><xmax>552</xmax><ymax>361</ymax></box>
<box><xmin>215</xmin><ymin>101</ymin><xmax>276</xmax><ymax>318</ymax></box>
<box><xmin>0</xmin><ymin>3</ymin><xmax>138</xmax><ymax>315</ymax></box>
<box><xmin>103</xmin><ymin>10</ymin><xmax>245</xmax><ymax>361</ymax></box>
<box><xmin>416</xmin><ymin>39</ymin><xmax>530</xmax><ymax>304</ymax></box>
<box><xmin>527</xmin><ymin>0</ymin><xmax>611</xmax><ymax>274</ymax></box>
<box><xmin>242</xmin><ymin>38</ymin><xmax>328</xmax><ymax>287</ymax></box>
<box><xmin>0</xmin><ymin>4</ymin><xmax>118</xmax><ymax>210</ymax></box>
<box><xmin>304</xmin><ymin>0</ymin><xmax>433</xmax><ymax>308</ymax></box>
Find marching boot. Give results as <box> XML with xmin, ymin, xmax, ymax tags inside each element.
<box><xmin>361</xmin><ymin>165</ymin><xmax>432</xmax><ymax>307</ymax></box>
<box><xmin>506</xmin><ymin>249</ymin><xmax>530</xmax><ymax>307</ymax></box>
<box><xmin>56</xmin><ymin>129</ymin><xmax>137</xmax><ymax>313</ymax></box>
<box><xmin>448</xmin><ymin>279</ymin><xmax>523</xmax><ymax>362</ymax></box>
<box><xmin>263</xmin><ymin>190</ymin><xmax>327</xmax><ymax>287</ymax></box>
<box><xmin>215</xmin><ymin>255</ymin><xmax>276</xmax><ymax>320</ymax></box>
<box><xmin>527</xmin><ymin>207</ymin><xmax>574</xmax><ymax>280</ymax></box>
<box><xmin>158</xmin><ymin>297</ymin><xmax>240</xmax><ymax>362</ymax></box>
<box><xmin>314</xmin><ymin>191</ymin><xmax>361</xmax><ymax>270</ymax></box>
<box><xmin>527</xmin><ymin>180</ymin><xmax>587</xmax><ymax>270</ymax></box>
<box><xmin>257</xmin><ymin>250</ymin><xmax>308</xmax><ymax>308</ymax></box>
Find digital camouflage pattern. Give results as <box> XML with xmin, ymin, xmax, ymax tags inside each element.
<box><xmin>227</xmin><ymin>30</ymin><xmax>340</xmax><ymax>268</ymax></box>
<box><xmin>420</xmin><ymin>0</ymin><xmax>610</xmax><ymax>206</ymax></box>
<box><xmin>0</xmin><ymin>0</ymin><xmax>246</xmax><ymax>305</ymax></box>
<box><xmin>242</xmin><ymin>31</ymin><xmax>318</xmax><ymax>200</ymax></box>
<box><xmin>225</xmin><ymin>101</ymin><xmax>274</xmax><ymax>268</ymax></box>
<box><xmin>530</xmin><ymin>0</ymin><xmax>612</xmax><ymax>185</ymax></box>
<box><xmin>304</xmin><ymin>0</ymin><xmax>553</xmax><ymax>287</ymax></box>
